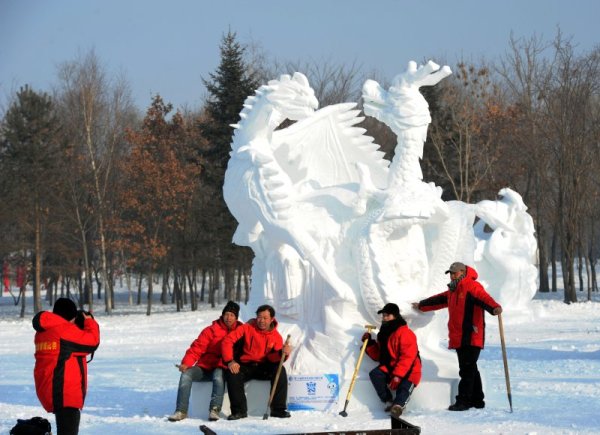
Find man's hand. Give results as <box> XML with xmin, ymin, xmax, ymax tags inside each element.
<box><xmin>411</xmin><ymin>302</ymin><xmax>422</xmax><ymax>311</ymax></box>
<box><xmin>361</xmin><ymin>332</ymin><xmax>372</xmax><ymax>343</ymax></box>
<box><xmin>282</xmin><ymin>343</ymin><xmax>293</xmax><ymax>357</ymax></box>
<box><xmin>228</xmin><ymin>361</ymin><xmax>240</xmax><ymax>374</ymax></box>
<box><xmin>175</xmin><ymin>363</ymin><xmax>188</xmax><ymax>373</ymax></box>
<box><xmin>493</xmin><ymin>306</ymin><xmax>503</xmax><ymax>316</ymax></box>
<box><xmin>388</xmin><ymin>376</ymin><xmax>401</xmax><ymax>390</ymax></box>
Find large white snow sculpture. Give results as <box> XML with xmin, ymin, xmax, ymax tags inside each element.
<box><xmin>223</xmin><ymin>61</ymin><xmax>538</xmax><ymax>410</ymax></box>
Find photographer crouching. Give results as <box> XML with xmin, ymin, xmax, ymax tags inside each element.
<box><xmin>33</xmin><ymin>298</ymin><xmax>100</xmax><ymax>435</ymax></box>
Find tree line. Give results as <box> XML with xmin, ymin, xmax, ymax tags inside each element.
<box><xmin>1</xmin><ymin>30</ymin><xmax>598</xmax><ymax>317</ymax></box>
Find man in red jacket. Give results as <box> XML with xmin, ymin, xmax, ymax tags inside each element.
<box><xmin>33</xmin><ymin>298</ymin><xmax>100</xmax><ymax>435</ymax></box>
<box><xmin>412</xmin><ymin>262</ymin><xmax>502</xmax><ymax>411</ymax></box>
<box><xmin>221</xmin><ymin>304</ymin><xmax>292</xmax><ymax>420</ymax></box>
<box><xmin>363</xmin><ymin>303</ymin><xmax>421</xmax><ymax>418</ymax></box>
<box><xmin>168</xmin><ymin>301</ymin><xmax>242</xmax><ymax>422</ymax></box>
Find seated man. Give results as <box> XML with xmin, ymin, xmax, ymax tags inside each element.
<box><xmin>363</xmin><ymin>303</ymin><xmax>421</xmax><ymax>418</ymax></box>
<box><xmin>168</xmin><ymin>301</ymin><xmax>242</xmax><ymax>422</ymax></box>
<box><xmin>221</xmin><ymin>304</ymin><xmax>292</xmax><ymax>420</ymax></box>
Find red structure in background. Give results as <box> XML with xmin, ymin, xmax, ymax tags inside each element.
<box><xmin>16</xmin><ymin>264</ymin><xmax>26</xmax><ymax>289</ymax></box>
<box><xmin>2</xmin><ymin>261</ymin><xmax>9</xmax><ymax>293</ymax></box>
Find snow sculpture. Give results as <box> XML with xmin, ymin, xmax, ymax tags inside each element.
<box><xmin>223</xmin><ymin>61</ymin><xmax>537</xmax><ymax>410</ymax></box>
<box><xmin>474</xmin><ymin>187</ymin><xmax>538</xmax><ymax>311</ymax></box>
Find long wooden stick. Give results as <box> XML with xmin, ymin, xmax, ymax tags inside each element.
<box><xmin>339</xmin><ymin>324</ymin><xmax>376</xmax><ymax>417</ymax></box>
<box><xmin>498</xmin><ymin>313</ymin><xmax>513</xmax><ymax>412</ymax></box>
<box><xmin>263</xmin><ymin>334</ymin><xmax>291</xmax><ymax>420</ymax></box>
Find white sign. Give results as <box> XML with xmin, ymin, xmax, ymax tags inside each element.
<box><xmin>287</xmin><ymin>374</ymin><xmax>339</xmax><ymax>411</ymax></box>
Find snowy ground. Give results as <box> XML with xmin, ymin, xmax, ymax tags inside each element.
<box><xmin>1</xmin><ymin>289</ymin><xmax>599</xmax><ymax>434</ymax></box>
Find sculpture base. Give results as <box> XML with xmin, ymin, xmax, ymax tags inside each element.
<box><xmin>189</xmin><ymin>377</ymin><xmax>457</xmax><ymax>419</ymax></box>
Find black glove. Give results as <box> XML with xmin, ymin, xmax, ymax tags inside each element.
<box><xmin>361</xmin><ymin>332</ymin><xmax>375</xmax><ymax>347</ymax></box>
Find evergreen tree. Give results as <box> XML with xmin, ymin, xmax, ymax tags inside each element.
<box><xmin>201</xmin><ymin>30</ymin><xmax>259</xmax><ymax>182</ymax></box>
<box><xmin>198</xmin><ymin>31</ymin><xmax>258</xmax><ymax>301</ymax></box>
<box><xmin>0</xmin><ymin>85</ymin><xmax>62</xmax><ymax>313</ymax></box>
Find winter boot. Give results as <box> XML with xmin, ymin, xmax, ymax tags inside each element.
<box><xmin>167</xmin><ymin>411</ymin><xmax>187</xmax><ymax>421</ymax></box>
<box><xmin>208</xmin><ymin>408</ymin><xmax>220</xmax><ymax>421</ymax></box>
<box><xmin>390</xmin><ymin>404</ymin><xmax>405</xmax><ymax>418</ymax></box>
<box><xmin>448</xmin><ymin>402</ymin><xmax>471</xmax><ymax>411</ymax></box>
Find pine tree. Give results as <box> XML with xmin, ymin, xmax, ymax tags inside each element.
<box><xmin>198</xmin><ymin>31</ymin><xmax>258</xmax><ymax>302</ymax></box>
<box><xmin>0</xmin><ymin>85</ymin><xmax>62</xmax><ymax>314</ymax></box>
<box><xmin>201</xmin><ymin>30</ymin><xmax>259</xmax><ymax>182</ymax></box>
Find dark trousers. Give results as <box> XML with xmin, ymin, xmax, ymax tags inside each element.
<box><xmin>225</xmin><ymin>362</ymin><xmax>288</xmax><ymax>414</ymax></box>
<box><xmin>369</xmin><ymin>366</ymin><xmax>414</xmax><ymax>407</ymax></box>
<box><xmin>55</xmin><ymin>407</ymin><xmax>81</xmax><ymax>435</ymax></box>
<box><xmin>455</xmin><ymin>345</ymin><xmax>484</xmax><ymax>406</ymax></box>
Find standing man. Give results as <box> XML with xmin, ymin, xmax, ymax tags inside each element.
<box><xmin>363</xmin><ymin>303</ymin><xmax>421</xmax><ymax>418</ymax></box>
<box><xmin>168</xmin><ymin>301</ymin><xmax>242</xmax><ymax>422</ymax></box>
<box><xmin>33</xmin><ymin>298</ymin><xmax>100</xmax><ymax>435</ymax></box>
<box><xmin>221</xmin><ymin>304</ymin><xmax>292</xmax><ymax>420</ymax></box>
<box><xmin>412</xmin><ymin>262</ymin><xmax>502</xmax><ymax>411</ymax></box>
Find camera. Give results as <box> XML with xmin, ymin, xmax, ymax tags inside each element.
<box><xmin>75</xmin><ymin>310</ymin><xmax>93</xmax><ymax>330</ymax></box>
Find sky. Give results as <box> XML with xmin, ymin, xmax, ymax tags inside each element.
<box><xmin>1</xmin><ymin>0</ymin><xmax>599</xmax><ymax>111</ymax></box>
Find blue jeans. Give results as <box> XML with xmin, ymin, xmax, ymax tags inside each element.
<box><xmin>175</xmin><ymin>366</ymin><xmax>225</xmax><ymax>413</ymax></box>
<box><xmin>369</xmin><ymin>366</ymin><xmax>414</xmax><ymax>407</ymax></box>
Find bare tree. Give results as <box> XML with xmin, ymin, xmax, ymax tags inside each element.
<box><xmin>498</xmin><ymin>33</ymin><xmax>555</xmax><ymax>292</ymax></box>
<box><xmin>425</xmin><ymin>61</ymin><xmax>509</xmax><ymax>202</ymax></box>
<box><xmin>55</xmin><ymin>50</ymin><xmax>136</xmax><ymax>313</ymax></box>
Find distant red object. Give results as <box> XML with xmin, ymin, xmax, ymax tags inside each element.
<box><xmin>2</xmin><ymin>262</ymin><xmax>9</xmax><ymax>292</ymax></box>
<box><xmin>16</xmin><ymin>264</ymin><xmax>26</xmax><ymax>289</ymax></box>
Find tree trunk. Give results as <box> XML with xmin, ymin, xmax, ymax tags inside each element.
<box><xmin>551</xmin><ymin>231</ymin><xmax>558</xmax><ymax>292</ymax></box>
<box><xmin>244</xmin><ymin>268</ymin><xmax>249</xmax><ymax>304</ymax></box>
<box><xmin>537</xmin><ymin>221</ymin><xmax>549</xmax><ymax>292</ymax></box>
<box><xmin>34</xmin><ymin>204</ymin><xmax>42</xmax><ymax>313</ymax></box>
<box><xmin>20</xmin><ymin>286</ymin><xmax>26</xmax><ymax>318</ymax></box>
<box><xmin>200</xmin><ymin>269</ymin><xmax>206</xmax><ymax>302</ymax></box>
<box><xmin>146</xmin><ymin>269</ymin><xmax>153</xmax><ymax>316</ymax></box>
<box><xmin>236</xmin><ymin>266</ymin><xmax>242</xmax><ymax>302</ymax></box>
<box><xmin>137</xmin><ymin>273</ymin><xmax>143</xmax><ymax>305</ymax></box>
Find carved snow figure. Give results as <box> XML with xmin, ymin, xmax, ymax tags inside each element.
<box><xmin>224</xmin><ymin>72</ymin><xmax>386</xmax><ymax>372</ymax></box>
<box><xmin>223</xmin><ymin>61</ymin><xmax>538</xmax><ymax>409</ymax></box>
<box><xmin>358</xmin><ymin>61</ymin><xmax>453</xmax><ymax>322</ymax></box>
<box><xmin>474</xmin><ymin>187</ymin><xmax>538</xmax><ymax>311</ymax></box>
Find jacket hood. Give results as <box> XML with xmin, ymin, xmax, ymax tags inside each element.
<box><xmin>464</xmin><ymin>265</ymin><xmax>479</xmax><ymax>280</ymax></box>
<box><xmin>32</xmin><ymin>311</ymin><xmax>71</xmax><ymax>332</ymax></box>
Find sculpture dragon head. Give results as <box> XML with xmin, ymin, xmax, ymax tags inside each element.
<box><xmin>260</xmin><ymin>72</ymin><xmax>319</xmax><ymax>122</ymax></box>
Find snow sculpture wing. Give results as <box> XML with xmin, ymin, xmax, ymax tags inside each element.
<box><xmin>271</xmin><ymin>103</ymin><xmax>390</xmax><ymax>191</ymax></box>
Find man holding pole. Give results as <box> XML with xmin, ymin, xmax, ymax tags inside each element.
<box><xmin>222</xmin><ymin>304</ymin><xmax>292</xmax><ymax>420</ymax></box>
<box><xmin>412</xmin><ymin>262</ymin><xmax>502</xmax><ymax>411</ymax></box>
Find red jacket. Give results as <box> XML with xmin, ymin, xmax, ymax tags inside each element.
<box><xmin>221</xmin><ymin>318</ymin><xmax>284</xmax><ymax>365</ymax></box>
<box><xmin>33</xmin><ymin>311</ymin><xmax>100</xmax><ymax>412</ymax></box>
<box><xmin>418</xmin><ymin>266</ymin><xmax>501</xmax><ymax>349</ymax></box>
<box><xmin>181</xmin><ymin>317</ymin><xmax>242</xmax><ymax>369</ymax></box>
<box><xmin>365</xmin><ymin>321</ymin><xmax>421</xmax><ymax>386</ymax></box>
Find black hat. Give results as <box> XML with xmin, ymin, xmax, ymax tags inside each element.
<box><xmin>377</xmin><ymin>302</ymin><xmax>400</xmax><ymax>317</ymax></box>
<box><xmin>222</xmin><ymin>300</ymin><xmax>240</xmax><ymax>318</ymax></box>
<box><xmin>445</xmin><ymin>262</ymin><xmax>466</xmax><ymax>274</ymax></box>
<box><xmin>53</xmin><ymin>297</ymin><xmax>77</xmax><ymax>321</ymax></box>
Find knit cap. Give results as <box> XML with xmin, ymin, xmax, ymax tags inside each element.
<box><xmin>222</xmin><ymin>300</ymin><xmax>240</xmax><ymax>318</ymax></box>
<box><xmin>53</xmin><ymin>298</ymin><xmax>77</xmax><ymax>321</ymax></box>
